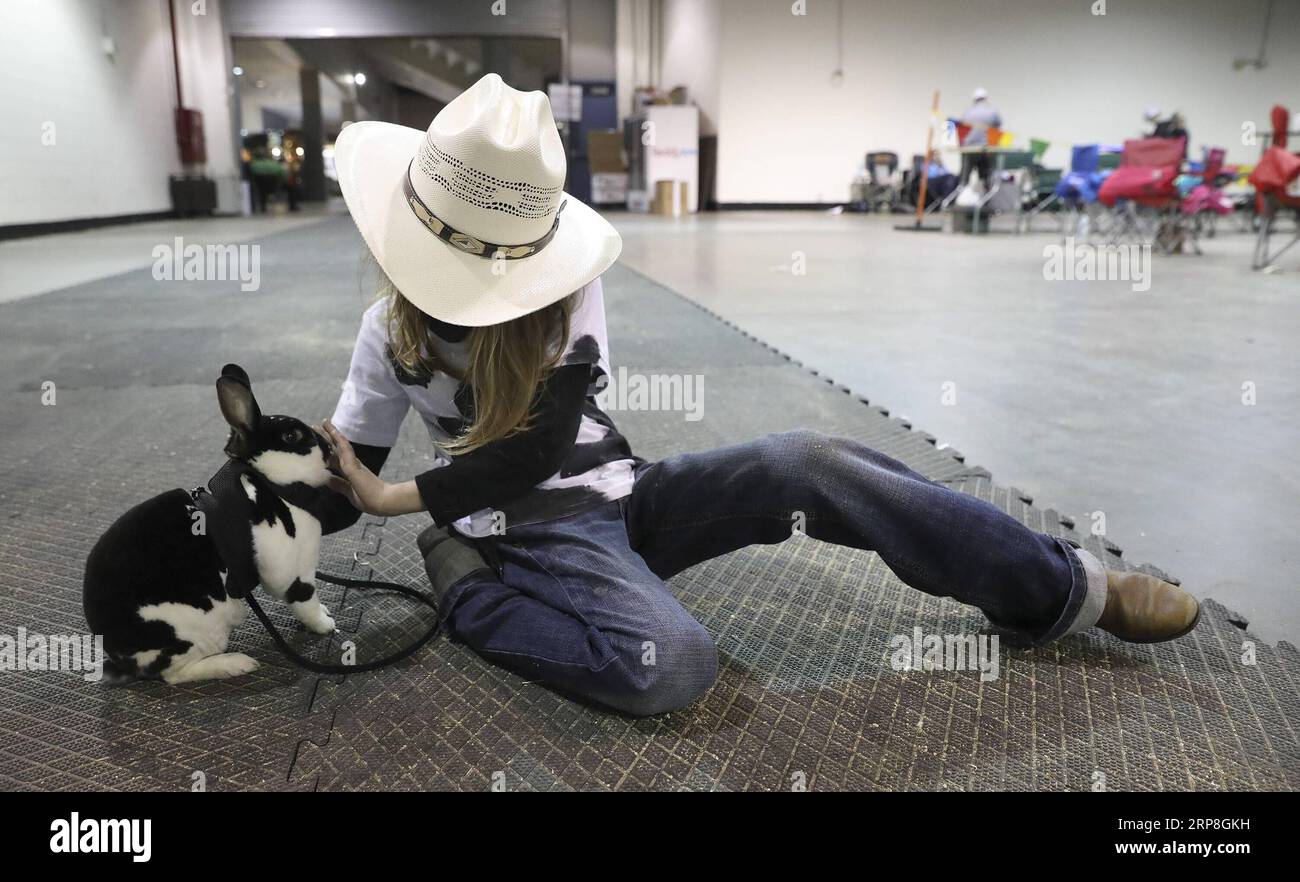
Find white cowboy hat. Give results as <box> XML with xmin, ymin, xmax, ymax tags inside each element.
<box><xmin>334</xmin><ymin>73</ymin><xmax>622</xmax><ymax>327</ymax></box>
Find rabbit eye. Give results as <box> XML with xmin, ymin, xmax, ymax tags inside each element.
<box><xmin>281</xmin><ymin>429</ymin><xmax>300</xmax><ymax>445</ymax></box>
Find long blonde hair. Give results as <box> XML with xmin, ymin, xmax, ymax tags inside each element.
<box><xmin>381</xmin><ymin>271</ymin><xmax>575</xmax><ymax>454</ymax></box>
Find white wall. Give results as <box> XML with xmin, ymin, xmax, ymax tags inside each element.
<box><xmin>705</xmin><ymin>0</ymin><xmax>1300</xmax><ymax>203</ymax></box>
<box><xmin>660</xmin><ymin>0</ymin><xmax>720</xmax><ymax>135</ymax></box>
<box><xmin>0</xmin><ymin>0</ymin><xmax>241</xmax><ymax>225</ymax></box>
<box><xmin>0</xmin><ymin>0</ymin><xmax>178</xmax><ymax>225</ymax></box>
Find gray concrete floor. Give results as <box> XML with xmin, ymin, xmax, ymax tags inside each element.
<box><xmin>0</xmin><ymin>201</ymin><xmax>342</xmax><ymax>304</ymax></box>
<box><xmin>612</xmin><ymin>210</ymin><xmax>1300</xmax><ymax>645</ymax></box>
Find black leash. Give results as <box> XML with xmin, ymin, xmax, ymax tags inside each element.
<box><xmin>244</xmin><ymin>570</ymin><xmax>441</xmax><ymax>675</ymax></box>
<box><xmin>192</xmin><ymin>460</ymin><xmax>441</xmax><ymax>675</ymax></box>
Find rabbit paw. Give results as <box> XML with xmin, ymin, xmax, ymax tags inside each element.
<box><xmin>305</xmin><ymin>606</ymin><xmax>336</xmax><ymax>635</ymax></box>
<box><xmin>216</xmin><ymin>652</ymin><xmax>261</xmax><ymax>678</ymax></box>
<box><xmin>164</xmin><ymin>652</ymin><xmax>260</xmax><ymax>684</ymax></box>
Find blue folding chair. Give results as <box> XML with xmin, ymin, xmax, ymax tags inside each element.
<box><xmin>1054</xmin><ymin>144</ymin><xmax>1117</xmax><ymax>241</ymax></box>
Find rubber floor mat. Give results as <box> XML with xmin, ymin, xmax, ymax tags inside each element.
<box><xmin>1</xmin><ymin>218</ymin><xmax>1295</xmax><ymax>790</ymax></box>
<box><xmin>287</xmin><ymin>259</ymin><xmax>1298</xmax><ymax>791</ymax></box>
<box><xmin>0</xmin><ymin>381</ymin><xmax>377</xmax><ymax>790</ymax></box>
<box><xmin>287</xmin><ymin>380</ymin><xmax>1300</xmax><ymax>791</ymax></box>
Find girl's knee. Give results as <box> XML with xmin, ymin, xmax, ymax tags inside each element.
<box><xmin>749</xmin><ymin>429</ymin><xmax>838</xmax><ymax>506</ymax></box>
<box><xmin>760</xmin><ymin>429</ymin><xmax>836</xmax><ymax>472</ymax></box>
<box><xmin>608</xmin><ymin>623</ymin><xmax>718</xmax><ymax>717</ymax></box>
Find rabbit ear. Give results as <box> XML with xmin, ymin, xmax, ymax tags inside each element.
<box><xmin>220</xmin><ymin>363</ymin><xmax>251</xmax><ymax>390</ymax></box>
<box><xmin>217</xmin><ymin>376</ymin><xmax>261</xmax><ymax>435</ymax></box>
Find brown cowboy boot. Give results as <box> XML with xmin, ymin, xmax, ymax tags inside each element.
<box><xmin>1097</xmin><ymin>570</ymin><xmax>1200</xmax><ymax>643</ymax></box>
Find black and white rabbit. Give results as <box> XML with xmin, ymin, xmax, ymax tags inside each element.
<box><xmin>83</xmin><ymin>364</ymin><xmax>337</xmax><ymax>684</ymax></box>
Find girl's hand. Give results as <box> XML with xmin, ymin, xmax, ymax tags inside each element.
<box><xmin>321</xmin><ymin>420</ymin><xmax>391</xmax><ymax>515</ymax></box>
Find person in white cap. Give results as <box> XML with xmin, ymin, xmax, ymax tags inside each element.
<box><xmin>961</xmin><ymin>87</ymin><xmax>1002</xmax><ymax>185</ymax></box>
<box><xmin>1143</xmin><ymin>105</ymin><xmax>1163</xmax><ymax>137</ymax></box>
<box><xmin>962</xmin><ymin>87</ymin><xmax>1001</xmax><ymax>146</ymax></box>
<box><xmin>319</xmin><ymin>74</ymin><xmax>1200</xmax><ymax>717</ymax></box>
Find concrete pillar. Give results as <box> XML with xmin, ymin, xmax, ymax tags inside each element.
<box><xmin>615</xmin><ymin>0</ymin><xmax>660</xmax><ymax>121</ymax></box>
<box><xmin>483</xmin><ymin>38</ymin><xmax>513</xmax><ymax>83</ymax></box>
<box><xmin>299</xmin><ymin>65</ymin><xmax>326</xmax><ymax>201</ymax></box>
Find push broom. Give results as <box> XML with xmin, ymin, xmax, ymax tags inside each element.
<box><xmin>896</xmin><ymin>89</ymin><xmax>944</xmax><ymax>232</ymax></box>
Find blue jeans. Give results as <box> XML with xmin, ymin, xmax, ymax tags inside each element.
<box><xmin>438</xmin><ymin>430</ymin><xmax>1108</xmax><ymax>717</ymax></box>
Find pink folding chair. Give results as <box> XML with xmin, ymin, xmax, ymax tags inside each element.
<box><xmin>1179</xmin><ymin>148</ymin><xmax>1232</xmax><ymax>254</ymax></box>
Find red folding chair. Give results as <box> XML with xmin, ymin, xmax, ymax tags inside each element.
<box><xmin>1099</xmin><ymin>136</ymin><xmax>1187</xmax><ymax>252</ymax></box>
<box><xmin>1250</xmin><ymin>105</ymin><xmax>1300</xmax><ymax>270</ymax></box>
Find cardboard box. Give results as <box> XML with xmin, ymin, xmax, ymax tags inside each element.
<box><xmin>587</xmin><ymin>130</ymin><xmax>626</xmax><ymax>173</ymax></box>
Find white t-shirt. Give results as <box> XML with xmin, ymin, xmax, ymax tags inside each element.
<box><xmin>330</xmin><ymin>277</ymin><xmax>637</xmax><ymax>537</ymax></box>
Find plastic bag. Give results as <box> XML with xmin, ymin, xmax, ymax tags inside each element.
<box><xmin>954</xmin><ymin>171</ymin><xmax>984</xmax><ymax>208</ymax></box>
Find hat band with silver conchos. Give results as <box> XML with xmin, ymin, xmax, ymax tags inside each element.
<box><xmin>402</xmin><ymin>161</ymin><xmax>566</xmax><ymax>260</ymax></box>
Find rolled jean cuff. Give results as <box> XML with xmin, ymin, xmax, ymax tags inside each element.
<box><xmin>418</xmin><ymin>525</ymin><xmax>493</xmax><ymax>607</ymax></box>
<box><xmin>1019</xmin><ymin>537</ymin><xmax>1108</xmax><ymax>647</ymax></box>
<box><xmin>1062</xmin><ymin>542</ymin><xmax>1109</xmax><ymax>637</ymax></box>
